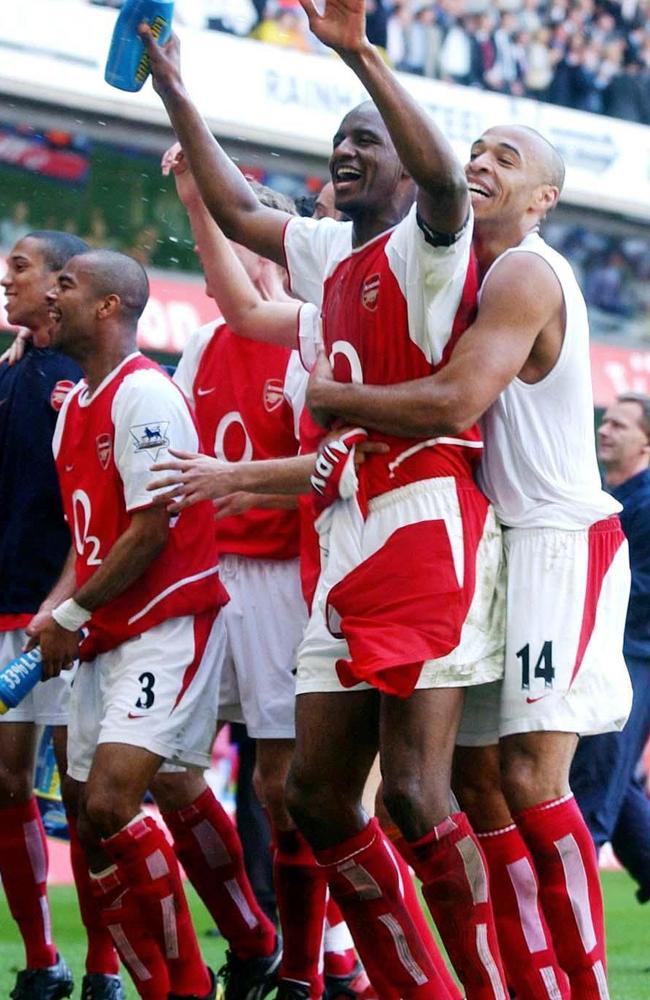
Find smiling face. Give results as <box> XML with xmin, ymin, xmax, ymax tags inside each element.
<box><xmin>465</xmin><ymin>126</ymin><xmax>562</xmax><ymax>230</ymax></box>
<box><xmin>1</xmin><ymin>237</ymin><xmax>53</xmax><ymax>332</ymax></box>
<box><xmin>46</xmin><ymin>257</ymin><xmax>98</xmax><ymax>357</ymax></box>
<box><xmin>329</xmin><ymin>104</ymin><xmax>406</xmax><ymax>218</ymax></box>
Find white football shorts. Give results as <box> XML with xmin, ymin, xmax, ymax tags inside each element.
<box><xmin>217</xmin><ymin>555</ymin><xmax>307</xmax><ymax>739</ymax></box>
<box><xmin>0</xmin><ymin>629</ymin><xmax>72</xmax><ymax>726</ymax></box>
<box><xmin>296</xmin><ymin>478</ymin><xmax>505</xmax><ymax>695</ymax></box>
<box><xmin>67</xmin><ymin>611</ymin><xmax>225</xmax><ymax>781</ymax></box>
<box><xmin>457</xmin><ymin>518</ymin><xmax>632</xmax><ymax>745</ymax></box>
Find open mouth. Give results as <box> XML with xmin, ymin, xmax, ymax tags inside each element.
<box><xmin>333</xmin><ymin>164</ymin><xmax>363</xmax><ymax>187</ymax></box>
<box><xmin>468</xmin><ymin>183</ymin><xmax>492</xmax><ymax>199</ymax></box>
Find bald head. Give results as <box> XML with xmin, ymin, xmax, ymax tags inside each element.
<box><xmin>73</xmin><ymin>249</ymin><xmax>149</xmax><ymax>325</ymax></box>
<box><xmin>485</xmin><ymin>125</ymin><xmax>565</xmax><ymax>194</ymax></box>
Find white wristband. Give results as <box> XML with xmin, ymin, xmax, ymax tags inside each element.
<box><xmin>51</xmin><ymin>598</ymin><xmax>92</xmax><ymax>633</ymax></box>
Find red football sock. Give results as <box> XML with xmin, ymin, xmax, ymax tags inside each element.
<box><xmin>323</xmin><ymin>897</ymin><xmax>357</xmax><ymax>977</ymax></box>
<box><xmin>90</xmin><ymin>861</ymin><xmax>170</xmax><ymax>999</ymax></box>
<box><xmin>103</xmin><ymin>813</ymin><xmax>211</xmax><ymax>998</ymax></box>
<box><xmin>409</xmin><ymin>812</ymin><xmax>508</xmax><ymax>1000</ymax></box>
<box><xmin>162</xmin><ymin>787</ymin><xmax>276</xmax><ymax>960</ymax></box>
<box><xmin>390</xmin><ymin>831</ymin><xmax>463</xmax><ymax>1000</ymax></box>
<box><xmin>477</xmin><ymin>824</ymin><xmax>570</xmax><ymax>999</ymax></box>
<box><xmin>315</xmin><ymin>818</ymin><xmax>454</xmax><ymax>999</ymax></box>
<box><xmin>516</xmin><ymin>795</ymin><xmax>609</xmax><ymax>1000</ymax></box>
<box><xmin>0</xmin><ymin>799</ymin><xmax>57</xmax><ymax>968</ymax></box>
<box><xmin>273</xmin><ymin>826</ymin><xmax>328</xmax><ymax>998</ymax></box>
<box><xmin>68</xmin><ymin>817</ymin><xmax>120</xmax><ymax>976</ymax></box>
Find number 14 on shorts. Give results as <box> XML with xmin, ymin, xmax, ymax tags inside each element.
<box><xmin>517</xmin><ymin>641</ymin><xmax>555</xmax><ymax>691</ymax></box>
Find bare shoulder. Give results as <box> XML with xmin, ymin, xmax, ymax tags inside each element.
<box><xmin>483</xmin><ymin>250</ymin><xmax>562</xmax><ymax>306</ymax></box>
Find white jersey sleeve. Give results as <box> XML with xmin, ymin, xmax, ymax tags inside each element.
<box><xmin>284</xmin><ymin>216</ymin><xmax>353</xmax><ymax>307</ymax></box>
<box><xmin>283</xmin><ymin>351</ymin><xmax>309</xmax><ymax>441</ymax></box>
<box><xmin>386</xmin><ymin>203</ymin><xmax>474</xmax><ymax>366</ymax></box>
<box><xmin>296</xmin><ymin>302</ymin><xmax>322</xmax><ymax>373</ymax></box>
<box><xmin>112</xmin><ymin>368</ymin><xmax>200</xmax><ymax>512</ymax></box>
<box><xmin>173</xmin><ymin>322</ymin><xmax>220</xmax><ymax>405</ymax></box>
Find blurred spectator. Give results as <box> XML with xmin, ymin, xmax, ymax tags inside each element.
<box><xmin>571</xmin><ymin>394</ymin><xmax>650</xmax><ymax>906</ymax></box>
<box><xmin>85</xmin><ymin>0</ymin><xmax>650</xmax><ymax>123</ymax></box>
<box><xmin>584</xmin><ymin>251</ymin><xmax>633</xmax><ymax>317</ymax></box>
<box><xmin>0</xmin><ymin>202</ymin><xmax>30</xmax><ymax>249</ymax></box>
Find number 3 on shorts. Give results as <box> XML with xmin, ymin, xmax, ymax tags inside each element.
<box><xmin>517</xmin><ymin>641</ymin><xmax>555</xmax><ymax>691</ymax></box>
<box><xmin>135</xmin><ymin>671</ymin><xmax>156</xmax><ymax>709</ymax></box>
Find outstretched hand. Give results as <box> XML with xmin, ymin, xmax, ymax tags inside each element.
<box><xmin>0</xmin><ymin>328</ymin><xmax>31</xmax><ymax>366</ymax></box>
<box><xmin>148</xmin><ymin>449</ymin><xmax>240</xmax><ymax>514</ymax></box>
<box><xmin>161</xmin><ymin>142</ymin><xmax>201</xmax><ymax>208</ymax></box>
<box><xmin>139</xmin><ymin>24</ymin><xmax>184</xmax><ymax>98</ymax></box>
<box><xmin>297</xmin><ymin>0</ymin><xmax>368</xmax><ymax>55</ymax></box>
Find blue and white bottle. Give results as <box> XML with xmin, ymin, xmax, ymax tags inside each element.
<box><xmin>104</xmin><ymin>0</ymin><xmax>175</xmax><ymax>93</ymax></box>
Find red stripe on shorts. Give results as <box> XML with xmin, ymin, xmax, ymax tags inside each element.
<box><xmin>568</xmin><ymin>516</ymin><xmax>625</xmax><ymax>690</ymax></box>
<box><xmin>171</xmin><ymin>609</ymin><xmax>218</xmax><ymax>713</ymax></box>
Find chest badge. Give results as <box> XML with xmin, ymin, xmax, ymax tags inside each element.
<box><xmin>263</xmin><ymin>378</ymin><xmax>285</xmax><ymax>413</ymax></box>
<box><xmin>96</xmin><ymin>433</ymin><xmax>113</xmax><ymax>470</ymax></box>
<box><xmin>361</xmin><ymin>273</ymin><xmax>380</xmax><ymax>312</ymax></box>
<box><xmin>50</xmin><ymin>380</ymin><xmax>75</xmax><ymax>412</ymax></box>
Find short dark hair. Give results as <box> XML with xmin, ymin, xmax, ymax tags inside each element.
<box><xmin>618</xmin><ymin>393</ymin><xmax>650</xmax><ymax>437</ymax></box>
<box><xmin>25</xmin><ymin>231</ymin><xmax>89</xmax><ymax>271</ymax></box>
<box><xmin>75</xmin><ymin>249</ymin><xmax>150</xmax><ymax>324</ymax></box>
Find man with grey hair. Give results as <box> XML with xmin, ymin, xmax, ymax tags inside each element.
<box><xmin>571</xmin><ymin>393</ymin><xmax>650</xmax><ymax>906</ymax></box>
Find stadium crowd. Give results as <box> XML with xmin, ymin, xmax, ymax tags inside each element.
<box><xmin>87</xmin><ymin>0</ymin><xmax>650</xmax><ymax>122</ymax></box>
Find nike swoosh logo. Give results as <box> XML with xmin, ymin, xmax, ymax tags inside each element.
<box><xmin>65</xmin><ymin>464</ymin><xmax>74</xmax><ymax>472</ymax></box>
<box><xmin>197</xmin><ymin>387</ymin><xmax>215</xmax><ymax>396</ymax></box>
<box><xmin>127</xmin><ymin>712</ymin><xmax>146</xmax><ymax>719</ymax></box>
<box><xmin>526</xmin><ymin>695</ymin><xmax>551</xmax><ymax>704</ymax></box>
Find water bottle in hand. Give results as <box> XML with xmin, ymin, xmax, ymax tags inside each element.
<box><xmin>105</xmin><ymin>0</ymin><xmax>174</xmax><ymax>93</ymax></box>
<box><xmin>0</xmin><ymin>648</ymin><xmax>43</xmax><ymax>714</ymax></box>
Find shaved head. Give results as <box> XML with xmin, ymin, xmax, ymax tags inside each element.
<box><xmin>72</xmin><ymin>249</ymin><xmax>150</xmax><ymax>324</ymax></box>
<box><xmin>484</xmin><ymin>125</ymin><xmax>565</xmax><ymax>194</ymax></box>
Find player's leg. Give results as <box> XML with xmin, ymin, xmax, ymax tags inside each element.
<box><xmin>610</xmin><ymin>773</ymin><xmax>650</xmax><ymax>903</ymax></box>
<box><xmin>454</xmin><ymin>687</ymin><xmax>568</xmax><ymax>1000</ymax></box>
<box><xmin>0</xmin><ymin>625</ymin><xmax>74</xmax><ymax>997</ymax></box>
<box><xmin>502</xmin><ymin>730</ymin><xmax>609</xmax><ymax>1000</ymax></box>
<box><xmin>287</xmin><ymin>689</ymin><xmax>453</xmax><ymax>999</ymax></box>
<box><xmin>151</xmin><ymin>765</ymin><xmax>279</xmax><ymax>972</ymax></box>
<box><xmin>222</xmin><ymin>554</ymin><xmax>332</xmax><ymax>1000</ymax></box>
<box><xmin>453</xmin><ymin>744</ymin><xmax>569</xmax><ymax>1000</ymax></box>
<box><xmin>255</xmin><ymin>737</ymin><xmax>328</xmax><ymax>1000</ymax></box>
<box><xmin>85</xmin><ymin>741</ymin><xmax>213</xmax><ymax>999</ymax></box>
<box><xmin>53</xmin><ymin>726</ymin><xmax>123</xmax><ymax>998</ymax></box>
<box><xmin>379</xmin><ymin>686</ymin><xmax>508</xmax><ymax>1000</ymax></box>
<box><xmin>498</xmin><ymin>521</ymin><xmax>632</xmax><ymax>1000</ymax></box>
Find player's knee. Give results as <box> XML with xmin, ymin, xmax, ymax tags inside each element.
<box><xmin>500</xmin><ymin>746</ymin><xmax>565</xmax><ymax>812</ymax></box>
<box><xmin>84</xmin><ymin>783</ymin><xmax>134</xmax><ymax>838</ymax></box>
<box><xmin>453</xmin><ymin>756</ymin><xmax>502</xmax><ymax>818</ymax></box>
<box><xmin>0</xmin><ymin>761</ymin><xmax>32</xmax><ymax>806</ymax></box>
<box><xmin>60</xmin><ymin>774</ymin><xmax>83</xmax><ymax>818</ymax></box>
<box><xmin>382</xmin><ymin>772</ymin><xmax>445</xmax><ymax>838</ymax></box>
<box><xmin>253</xmin><ymin>765</ymin><xmax>285</xmax><ymax>815</ymax></box>
<box><xmin>285</xmin><ymin>759</ymin><xmax>332</xmax><ymax>832</ymax></box>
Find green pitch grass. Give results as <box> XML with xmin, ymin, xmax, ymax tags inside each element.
<box><xmin>1</xmin><ymin>872</ymin><xmax>648</xmax><ymax>998</ymax></box>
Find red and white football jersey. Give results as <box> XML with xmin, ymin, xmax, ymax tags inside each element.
<box><xmin>174</xmin><ymin>320</ymin><xmax>306</xmax><ymax>561</ymax></box>
<box><xmin>53</xmin><ymin>353</ymin><xmax>228</xmax><ymax>660</ymax></box>
<box><xmin>285</xmin><ymin>204</ymin><xmax>483</xmax><ymax>500</ymax></box>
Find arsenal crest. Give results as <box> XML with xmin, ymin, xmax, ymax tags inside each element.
<box><xmin>50</xmin><ymin>380</ymin><xmax>75</xmax><ymax>411</ymax></box>
<box><xmin>263</xmin><ymin>378</ymin><xmax>285</xmax><ymax>413</ymax></box>
<box><xmin>361</xmin><ymin>273</ymin><xmax>380</xmax><ymax>312</ymax></box>
<box><xmin>96</xmin><ymin>433</ymin><xmax>113</xmax><ymax>470</ymax></box>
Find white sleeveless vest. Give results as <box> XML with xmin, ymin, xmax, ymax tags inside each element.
<box><xmin>477</xmin><ymin>232</ymin><xmax>620</xmax><ymax>529</ymax></box>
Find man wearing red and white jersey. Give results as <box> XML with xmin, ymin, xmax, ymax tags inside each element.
<box><xmin>32</xmin><ymin>249</ymin><xmax>227</xmax><ymax>1000</ymax></box>
<box><xmin>143</xmin><ymin>3</ymin><xmax>508</xmax><ymax>998</ymax></box>
<box><xmin>306</xmin><ymin>126</ymin><xmax>631</xmax><ymax>999</ymax></box>
<box><xmin>150</xmin><ymin>153</ymin><xmax>375</xmax><ymax>1000</ymax></box>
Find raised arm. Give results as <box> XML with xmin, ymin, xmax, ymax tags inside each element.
<box><xmin>162</xmin><ymin>144</ymin><xmax>300</xmax><ymax>347</ymax></box>
<box><xmin>143</xmin><ymin>30</ymin><xmax>290</xmax><ymax>264</ymax></box>
<box><xmin>306</xmin><ymin>253</ymin><xmax>563</xmax><ymax>435</ymax></box>
<box><xmin>298</xmin><ymin>0</ymin><xmax>468</xmax><ymax>234</ymax></box>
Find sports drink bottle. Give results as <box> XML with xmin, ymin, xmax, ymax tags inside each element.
<box><xmin>0</xmin><ymin>647</ymin><xmax>43</xmax><ymax>713</ymax></box>
<box><xmin>105</xmin><ymin>0</ymin><xmax>174</xmax><ymax>92</ymax></box>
